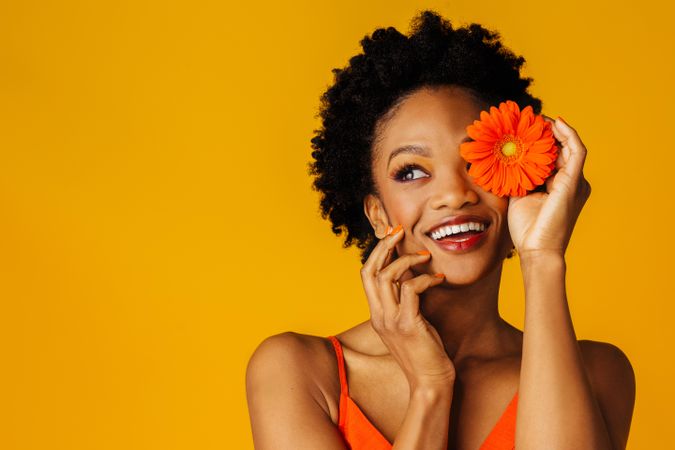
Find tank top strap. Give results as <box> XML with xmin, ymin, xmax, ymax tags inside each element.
<box><xmin>327</xmin><ymin>335</ymin><xmax>349</xmax><ymax>396</ymax></box>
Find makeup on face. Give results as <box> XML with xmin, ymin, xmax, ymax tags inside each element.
<box><xmin>425</xmin><ymin>217</ymin><xmax>491</xmax><ymax>253</ymax></box>
<box><xmin>374</xmin><ymin>86</ymin><xmax>506</xmax><ymax>257</ymax></box>
<box><xmin>427</xmin><ymin>225</ymin><xmax>489</xmax><ymax>252</ymax></box>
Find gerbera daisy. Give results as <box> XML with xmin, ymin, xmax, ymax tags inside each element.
<box><xmin>459</xmin><ymin>100</ymin><xmax>558</xmax><ymax>197</ymax></box>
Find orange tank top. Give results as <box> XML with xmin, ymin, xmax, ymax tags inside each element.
<box><xmin>327</xmin><ymin>335</ymin><xmax>519</xmax><ymax>450</ymax></box>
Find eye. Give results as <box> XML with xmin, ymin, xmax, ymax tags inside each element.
<box><xmin>392</xmin><ymin>163</ymin><xmax>429</xmax><ymax>182</ymax></box>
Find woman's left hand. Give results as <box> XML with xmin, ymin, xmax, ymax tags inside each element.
<box><xmin>507</xmin><ymin>116</ymin><xmax>592</xmax><ymax>259</ymax></box>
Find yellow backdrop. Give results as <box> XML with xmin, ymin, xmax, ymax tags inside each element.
<box><xmin>1</xmin><ymin>1</ymin><xmax>672</xmax><ymax>449</ymax></box>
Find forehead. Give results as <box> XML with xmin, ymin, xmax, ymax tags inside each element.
<box><xmin>373</xmin><ymin>85</ymin><xmax>485</xmax><ymax>162</ymax></box>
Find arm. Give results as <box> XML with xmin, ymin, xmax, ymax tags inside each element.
<box><xmin>515</xmin><ymin>253</ymin><xmax>635</xmax><ymax>450</ymax></box>
<box><xmin>392</xmin><ymin>384</ymin><xmax>454</xmax><ymax>450</ymax></box>
<box><xmin>245</xmin><ymin>332</ymin><xmax>455</xmax><ymax>450</ymax></box>
<box><xmin>580</xmin><ymin>339</ymin><xmax>636</xmax><ymax>450</ymax></box>
<box><xmin>507</xmin><ymin>117</ymin><xmax>635</xmax><ymax>449</ymax></box>
<box><xmin>246</xmin><ymin>333</ymin><xmax>348</xmax><ymax>450</ymax></box>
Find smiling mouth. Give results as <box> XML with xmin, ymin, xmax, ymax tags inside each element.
<box><xmin>424</xmin><ymin>222</ymin><xmax>491</xmax><ymax>252</ymax></box>
<box><xmin>426</xmin><ymin>222</ymin><xmax>491</xmax><ymax>242</ymax></box>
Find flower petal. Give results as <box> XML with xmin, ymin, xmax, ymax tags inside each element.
<box><xmin>526</xmin><ymin>152</ymin><xmax>557</xmax><ymax>165</ymax></box>
<box><xmin>516</xmin><ymin>164</ymin><xmax>535</xmax><ymax>190</ymax></box>
<box><xmin>521</xmin><ymin>119</ymin><xmax>544</xmax><ymax>144</ymax></box>
<box><xmin>460</xmin><ymin>140</ymin><xmax>494</xmax><ymax>159</ymax></box>
<box><xmin>470</xmin><ymin>157</ymin><xmax>497</xmax><ymax>179</ymax></box>
<box><xmin>466</xmin><ymin>100</ymin><xmax>557</xmax><ymax>197</ymax></box>
<box><xmin>468</xmin><ymin>120</ymin><xmax>500</xmax><ymax>141</ymax></box>
<box><xmin>481</xmin><ymin>109</ymin><xmax>503</xmax><ymax>136</ymax></box>
<box><xmin>528</xmin><ymin>138</ymin><xmax>556</xmax><ymax>153</ymax></box>
<box><xmin>475</xmin><ymin>164</ymin><xmax>497</xmax><ymax>186</ymax></box>
<box><xmin>517</xmin><ymin>106</ymin><xmax>535</xmax><ymax>136</ymax></box>
<box><xmin>499</xmin><ymin>101</ymin><xmax>519</xmax><ymax>135</ymax></box>
<box><xmin>521</xmin><ymin>160</ymin><xmax>548</xmax><ymax>184</ymax></box>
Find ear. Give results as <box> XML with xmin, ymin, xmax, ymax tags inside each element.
<box><xmin>363</xmin><ymin>193</ymin><xmax>391</xmax><ymax>239</ymax></box>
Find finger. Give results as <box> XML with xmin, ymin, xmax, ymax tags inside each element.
<box><xmin>383</xmin><ymin>242</ymin><xmax>399</xmax><ymax>271</ymax></box>
<box><xmin>360</xmin><ymin>269</ymin><xmax>385</xmax><ymax>323</ymax></box>
<box><xmin>378</xmin><ymin>251</ymin><xmax>432</xmax><ymax>287</ymax></box>
<box><xmin>554</xmin><ymin>117</ymin><xmax>587</xmax><ymax>182</ymax></box>
<box><xmin>361</xmin><ymin>226</ymin><xmax>406</xmax><ymax>323</ymax></box>
<box><xmin>376</xmin><ymin>251</ymin><xmax>432</xmax><ymax>313</ymax></box>
<box><xmin>360</xmin><ymin>226</ymin><xmax>401</xmax><ymax>322</ymax></box>
<box><xmin>398</xmin><ymin>274</ymin><xmax>445</xmax><ymax>328</ymax></box>
<box><xmin>361</xmin><ymin>224</ymin><xmax>404</xmax><ymax>278</ymax></box>
<box><xmin>390</xmin><ymin>265</ymin><xmax>415</xmax><ymax>302</ymax></box>
<box><xmin>384</xmin><ymin>247</ymin><xmax>402</xmax><ymax>306</ymax></box>
<box><xmin>545</xmin><ymin>169</ymin><xmax>558</xmax><ymax>193</ymax></box>
<box><xmin>542</xmin><ymin>114</ymin><xmax>565</xmax><ymax>161</ymax></box>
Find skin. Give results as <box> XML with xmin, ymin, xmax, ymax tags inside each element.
<box><xmin>246</xmin><ymin>85</ymin><xmax>636</xmax><ymax>450</ymax></box>
<box><xmin>363</xmin><ymin>85</ymin><xmax>519</xmax><ymax>365</ymax></box>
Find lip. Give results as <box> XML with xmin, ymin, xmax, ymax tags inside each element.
<box><xmin>426</xmin><ymin>223</ymin><xmax>490</xmax><ymax>253</ymax></box>
<box><xmin>425</xmin><ymin>214</ymin><xmax>491</xmax><ymax>236</ymax></box>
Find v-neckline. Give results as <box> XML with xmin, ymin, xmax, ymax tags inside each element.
<box><xmin>343</xmin><ymin>389</ymin><xmax>518</xmax><ymax>448</ymax></box>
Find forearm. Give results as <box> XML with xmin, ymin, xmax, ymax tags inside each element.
<box><xmin>516</xmin><ymin>252</ymin><xmax>612</xmax><ymax>450</ymax></box>
<box><xmin>392</xmin><ymin>384</ymin><xmax>453</xmax><ymax>450</ymax></box>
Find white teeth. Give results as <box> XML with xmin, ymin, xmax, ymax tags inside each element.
<box><xmin>430</xmin><ymin>222</ymin><xmax>486</xmax><ymax>240</ymax></box>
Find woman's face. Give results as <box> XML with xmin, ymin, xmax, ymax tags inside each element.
<box><xmin>365</xmin><ymin>85</ymin><xmax>513</xmax><ymax>284</ymax></box>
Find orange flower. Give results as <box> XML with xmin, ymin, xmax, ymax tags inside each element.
<box><xmin>459</xmin><ymin>100</ymin><xmax>558</xmax><ymax>197</ymax></box>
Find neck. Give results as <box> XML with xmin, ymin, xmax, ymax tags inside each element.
<box><xmin>417</xmin><ymin>261</ymin><xmax>514</xmax><ymax>365</ymax></box>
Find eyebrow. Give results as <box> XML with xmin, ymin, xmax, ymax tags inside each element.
<box><xmin>387</xmin><ymin>137</ymin><xmax>473</xmax><ymax>167</ymax></box>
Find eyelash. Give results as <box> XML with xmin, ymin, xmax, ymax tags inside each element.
<box><xmin>392</xmin><ymin>162</ymin><xmax>473</xmax><ymax>182</ymax></box>
<box><xmin>392</xmin><ymin>163</ymin><xmax>428</xmax><ymax>182</ymax></box>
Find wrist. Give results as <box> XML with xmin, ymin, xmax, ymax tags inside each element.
<box><xmin>519</xmin><ymin>250</ymin><xmax>566</xmax><ymax>276</ymax></box>
<box><xmin>410</xmin><ymin>382</ymin><xmax>454</xmax><ymax>405</ymax></box>
<box><xmin>518</xmin><ymin>249</ymin><xmax>565</xmax><ymax>265</ymax></box>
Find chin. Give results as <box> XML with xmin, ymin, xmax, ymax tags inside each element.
<box><xmin>431</xmin><ymin>256</ymin><xmax>502</xmax><ymax>284</ymax></box>
<box><xmin>440</xmin><ymin>272</ymin><xmax>486</xmax><ymax>287</ymax></box>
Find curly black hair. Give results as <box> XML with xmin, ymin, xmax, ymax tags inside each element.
<box><xmin>308</xmin><ymin>9</ymin><xmax>545</xmax><ymax>264</ymax></box>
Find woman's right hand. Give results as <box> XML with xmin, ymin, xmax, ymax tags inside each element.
<box><xmin>360</xmin><ymin>224</ymin><xmax>456</xmax><ymax>392</ymax></box>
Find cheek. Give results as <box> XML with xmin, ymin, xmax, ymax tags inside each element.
<box><xmin>482</xmin><ymin>190</ymin><xmax>508</xmax><ymax>212</ymax></box>
<box><xmin>383</xmin><ymin>192</ymin><xmax>422</xmax><ymax>225</ymax></box>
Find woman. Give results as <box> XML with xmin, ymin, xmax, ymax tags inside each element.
<box><xmin>246</xmin><ymin>10</ymin><xmax>635</xmax><ymax>450</ymax></box>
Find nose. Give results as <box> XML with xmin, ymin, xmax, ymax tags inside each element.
<box><xmin>428</xmin><ymin>164</ymin><xmax>480</xmax><ymax>211</ymax></box>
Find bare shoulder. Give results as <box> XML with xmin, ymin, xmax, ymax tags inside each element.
<box><xmin>578</xmin><ymin>339</ymin><xmax>636</xmax><ymax>395</ymax></box>
<box><xmin>246</xmin><ymin>331</ymin><xmax>330</xmax><ymax>370</ymax></box>
<box><xmin>246</xmin><ymin>331</ymin><xmax>339</xmax><ymax>414</ymax></box>
<box><xmin>246</xmin><ymin>331</ymin><xmax>338</xmax><ymax>380</ymax></box>
<box><xmin>246</xmin><ymin>332</ymin><xmax>346</xmax><ymax>449</ymax></box>
<box><xmin>578</xmin><ymin>339</ymin><xmax>636</xmax><ymax>449</ymax></box>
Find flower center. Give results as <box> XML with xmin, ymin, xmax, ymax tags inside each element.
<box><xmin>495</xmin><ymin>135</ymin><xmax>523</xmax><ymax>163</ymax></box>
<box><xmin>501</xmin><ymin>141</ymin><xmax>517</xmax><ymax>156</ymax></box>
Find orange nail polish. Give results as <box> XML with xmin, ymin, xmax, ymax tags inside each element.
<box><xmin>416</xmin><ymin>250</ymin><xmax>431</xmax><ymax>255</ymax></box>
<box><xmin>434</xmin><ymin>273</ymin><xmax>445</xmax><ymax>278</ymax></box>
<box><xmin>390</xmin><ymin>224</ymin><xmax>403</xmax><ymax>235</ymax></box>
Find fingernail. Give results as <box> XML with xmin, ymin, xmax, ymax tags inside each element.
<box><xmin>390</xmin><ymin>224</ymin><xmax>403</xmax><ymax>236</ymax></box>
<box><xmin>433</xmin><ymin>273</ymin><xmax>445</xmax><ymax>278</ymax></box>
<box><xmin>557</xmin><ymin>116</ymin><xmax>566</xmax><ymax>124</ymax></box>
<box><xmin>416</xmin><ymin>250</ymin><xmax>431</xmax><ymax>255</ymax></box>
<box><xmin>385</xmin><ymin>225</ymin><xmax>392</xmax><ymax>236</ymax></box>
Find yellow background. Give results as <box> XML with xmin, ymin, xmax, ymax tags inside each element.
<box><xmin>1</xmin><ymin>1</ymin><xmax>672</xmax><ymax>448</ymax></box>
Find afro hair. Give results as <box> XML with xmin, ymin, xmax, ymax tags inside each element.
<box><xmin>308</xmin><ymin>9</ymin><xmax>544</xmax><ymax>264</ymax></box>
